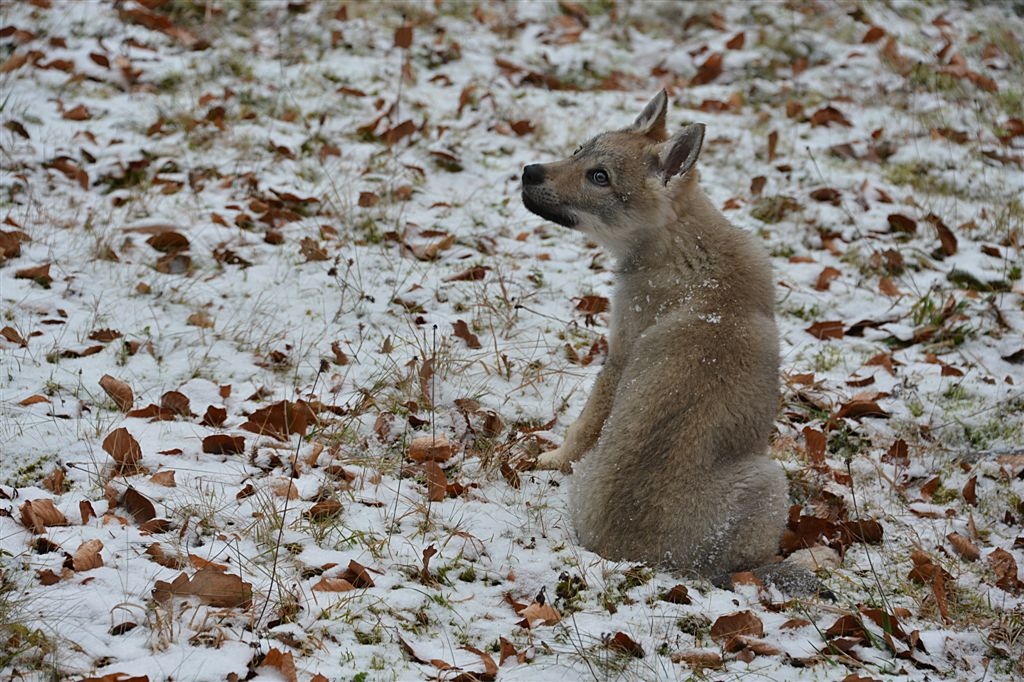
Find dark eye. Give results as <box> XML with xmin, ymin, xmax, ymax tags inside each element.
<box><xmin>588</xmin><ymin>169</ymin><xmax>610</xmax><ymax>186</ymax></box>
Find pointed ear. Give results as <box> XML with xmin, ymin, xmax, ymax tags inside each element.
<box><xmin>629</xmin><ymin>89</ymin><xmax>668</xmax><ymax>140</ymax></box>
<box><xmin>658</xmin><ymin>123</ymin><xmax>705</xmax><ymax>185</ymax></box>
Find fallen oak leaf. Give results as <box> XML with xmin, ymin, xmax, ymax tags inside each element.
<box><xmin>20</xmin><ymin>499</ymin><xmax>69</xmax><ymax>533</ymax></box>
<box><xmin>989</xmin><ymin>547</ymin><xmax>1024</xmax><ymax>593</ymax></box>
<box><xmin>102</xmin><ymin>427</ymin><xmax>144</xmax><ymax>474</ymax></box>
<box><xmin>311</xmin><ymin>576</ymin><xmax>355</xmax><ymax>592</ymax></box>
<box><xmin>62</xmin><ymin>103</ymin><xmax>91</xmax><ymax>121</ymax></box>
<box><xmin>690</xmin><ymin>52</ymin><xmax>723</xmax><ymax>86</ymax></box>
<box><xmin>423</xmin><ymin>461</ymin><xmax>447</xmax><ymax>502</ymax></box>
<box><xmin>661</xmin><ymin>584</ymin><xmax>691</xmax><ymax>604</ymax></box>
<box><xmin>15</xmin><ymin>263</ymin><xmax>53</xmax><ymax>288</ymax></box>
<box><xmin>408</xmin><ymin>434</ymin><xmax>453</xmax><ymax>462</ymax></box>
<box><xmin>461</xmin><ymin>645</ymin><xmax>500</xmax><ymax>678</ymax></box>
<box><xmin>122</xmin><ymin>487</ymin><xmax>156</xmax><ymax>524</ymax></box>
<box><xmin>806</xmin><ymin>320</ymin><xmax>844</xmax><ymax>340</ymax></box>
<box><xmin>69</xmin><ymin>539</ymin><xmax>104</xmax><ymax>572</ymax></box>
<box><xmin>452</xmin><ymin>319</ymin><xmax>482</xmax><ymax>349</ymax></box>
<box><xmin>1</xmin><ymin>326</ymin><xmax>28</xmax><ymax>346</ymax></box>
<box><xmin>153</xmin><ymin>567</ymin><xmax>252</xmax><ymax>607</ymax></box>
<box><xmin>199</xmin><ymin>405</ymin><xmax>227</xmax><ymax>427</ymax></box>
<box><xmin>305</xmin><ymin>498</ymin><xmax>342</xmax><ymax>520</ymax></box>
<box><xmin>99</xmin><ymin>374</ymin><xmax>134</xmax><ymax>412</ymax></box>
<box><xmin>810</xmin><ymin>105</ymin><xmax>853</xmax><ymax>127</ymax></box>
<box><xmin>834</xmin><ymin>396</ymin><xmax>890</xmax><ymax>420</ymax></box>
<box><xmin>947</xmin><ymin>532</ymin><xmax>980</xmax><ymax>561</ymax></box>
<box><xmin>605</xmin><ymin>631</ymin><xmax>645</xmax><ymax>657</ymax></box>
<box><xmin>258</xmin><ymin>648</ymin><xmax>297</xmax><ymax>682</ymax></box>
<box><xmin>671</xmin><ymin>649</ymin><xmax>722</xmax><ymax>670</ymax></box>
<box><xmin>240</xmin><ymin>400</ymin><xmax>315</xmax><ymax>440</ymax></box>
<box><xmin>814</xmin><ymin>266</ymin><xmax>842</xmax><ymax>291</ymax></box>
<box><xmin>160</xmin><ymin>390</ymin><xmax>192</xmax><ymax>417</ymax></box>
<box><xmin>710</xmin><ymin>610</ymin><xmax>763</xmax><ymax>646</ymax></box>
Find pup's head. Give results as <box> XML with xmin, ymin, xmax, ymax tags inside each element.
<box><xmin>521</xmin><ymin>90</ymin><xmax>705</xmax><ymax>257</ymax></box>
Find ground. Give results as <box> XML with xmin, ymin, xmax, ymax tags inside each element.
<box><xmin>1</xmin><ymin>1</ymin><xmax>1023</xmax><ymax>681</ymax></box>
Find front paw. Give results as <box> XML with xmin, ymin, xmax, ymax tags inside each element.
<box><xmin>536</xmin><ymin>447</ymin><xmax>573</xmax><ymax>473</ymax></box>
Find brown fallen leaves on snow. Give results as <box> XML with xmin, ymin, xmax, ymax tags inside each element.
<box><xmin>153</xmin><ymin>567</ymin><xmax>252</xmax><ymax>608</ymax></box>
<box><xmin>99</xmin><ymin>374</ymin><xmax>134</xmax><ymax>412</ymax></box>
<box><xmin>102</xmin><ymin>427</ymin><xmax>144</xmax><ymax>475</ymax></box>
<box><xmin>20</xmin><ymin>498</ymin><xmax>69</xmax><ymax>533</ymax></box>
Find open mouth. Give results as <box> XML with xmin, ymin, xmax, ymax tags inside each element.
<box><xmin>521</xmin><ymin>192</ymin><xmax>578</xmax><ymax>228</ymax></box>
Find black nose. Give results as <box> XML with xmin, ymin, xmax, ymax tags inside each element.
<box><xmin>522</xmin><ymin>164</ymin><xmax>545</xmax><ymax>186</ymax></box>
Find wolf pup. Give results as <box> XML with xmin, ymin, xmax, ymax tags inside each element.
<box><xmin>522</xmin><ymin>90</ymin><xmax>789</xmax><ymax>579</ymax></box>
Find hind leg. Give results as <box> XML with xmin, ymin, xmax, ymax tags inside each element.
<box><xmin>703</xmin><ymin>459</ymin><xmax>789</xmax><ymax>575</ymax></box>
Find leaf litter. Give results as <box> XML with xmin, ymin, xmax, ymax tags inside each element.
<box><xmin>0</xmin><ymin>1</ymin><xmax>1022</xmax><ymax>680</ymax></box>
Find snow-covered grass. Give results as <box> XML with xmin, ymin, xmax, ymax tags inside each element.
<box><xmin>2</xmin><ymin>1</ymin><xmax>1022</xmax><ymax>680</ymax></box>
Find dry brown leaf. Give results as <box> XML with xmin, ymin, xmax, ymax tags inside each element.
<box><xmin>160</xmin><ymin>390</ymin><xmax>191</xmax><ymax>417</ymax></box>
<box><xmin>962</xmin><ymin>475</ymin><xmax>977</xmax><ymax>506</ymax></box>
<box><xmin>452</xmin><ymin>319</ymin><xmax>482</xmax><ymax>349</ymax></box>
<box><xmin>394</xmin><ymin>23</ymin><xmax>413</xmax><ymax>49</ymax></box>
<box><xmin>605</xmin><ymin>631</ymin><xmax>645</xmax><ymax>657</ymax></box>
<box><xmin>103</xmin><ymin>428</ymin><xmax>143</xmax><ymax>474</ymax></box>
<box><xmin>202</xmin><ymin>433</ymin><xmax>245</xmax><ymax>454</ymax></box>
<box><xmin>879</xmin><ymin>276</ymin><xmax>901</xmax><ymax>296</ymax></box>
<box><xmin>661</xmin><ymin>584</ymin><xmax>691</xmax><ymax>604</ymax></box>
<box><xmin>122</xmin><ymin>487</ymin><xmax>157</xmax><ymax>524</ymax></box>
<box><xmin>691</xmin><ymin>52</ymin><xmax>723</xmax><ymax>86</ymax></box>
<box><xmin>146</xmin><ymin>543</ymin><xmax>187</xmax><ymax>569</ymax></box>
<box><xmin>444</xmin><ymin>265</ymin><xmax>488</xmax><ymax>282</ymax></box>
<box><xmin>989</xmin><ymin>548</ymin><xmax>1024</xmax><ymax>593</ymax></box>
<box><xmin>518</xmin><ymin>600</ymin><xmax>561</xmax><ymax>627</ymax></box>
<box><xmin>806</xmin><ymin>320</ymin><xmax>844</xmax><ymax>340</ymax></box>
<box><xmin>810</xmin><ymin>105</ymin><xmax>853</xmax><ymax>127</ymax></box>
<box><xmin>153</xmin><ymin>567</ymin><xmax>252</xmax><ymax>607</ymax></box>
<box><xmin>710</xmin><ymin>611</ymin><xmax>764</xmax><ymax>645</ymax></box>
<box><xmin>810</xmin><ymin>187</ymin><xmax>842</xmax><ymax>204</ymax></box>
<box><xmin>815</xmin><ymin>266</ymin><xmax>842</xmax><ymax>291</ymax></box>
<box><xmin>99</xmin><ymin>375</ymin><xmax>134</xmax><ymax>412</ymax></box>
<box><xmin>15</xmin><ymin>263</ymin><xmax>53</xmax><ymax>288</ymax></box>
<box><xmin>41</xmin><ymin>467</ymin><xmax>65</xmax><ymax>493</ymax></box>
<box><xmin>62</xmin><ymin>103</ymin><xmax>91</xmax><ymax>121</ymax></box>
<box><xmin>71</xmin><ymin>539</ymin><xmax>104</xmax><ymax>571</ymax></box>
<box><xmin>1</xmin><ymin>325</ymin><xmax>28</xmax><ymax>346</ymax></box>
<box><xmin>424</xmin><ymin>461</ymin><xmax>447</xmax><ymax>502</ymax></box>
<box><xmin>20</xmin><ymin>499</ymin><xmax>69</xmax><ymax>533</ymax></box>
<box><xmin>834</xmin><ymin>397</ymin><xmax>889</xmax><ymax>420</ymax></box>
<box><xmin>19</xmin><ymin>394</ymin><xmax>50</xmax><ymax>406</ymax></box>
<box><xmin>862</xmin><ymin>25</ymin><xmax>886</xmax><ymax>43</ymax></box>
<box><xmin>408</xmin><ymin>434</ymin><xmax>453</xmax><ymax>462</ymax></box>
<box><xmin>149</xmin><ymin>470</ymin><xmax>176</xmax><ymax>487</ymax></box>
<box><xmin>671</xmin><ymin>649</ymin><xmax>722</xmax><ymax>669</ymax></box>
<box><xmin>725</xmin><ymin>31</ymin><xmax>745</xmax><ymax>49</ymax></box>
<box><xmin>461</xmin><ymin>645</ymin><xmax>500</xmax><ymax>678</ymax></box>
<box><xmin>46</xmin><ymin>157</ymin><xmax>89</xmax><ymax>190</ymax></box>
<box><xmin>259</xmin><ymin>648</ymin><xmax>297</xmax><ymax>682</ymax></box>
<box><xmin>306</xmin><ymin>499</ymin><xmax>343</xmax><ymax>520</ymax></box>
<box><xmin>312</xmin><ymin>576</ymin><xmax>355</xmax><ymax>592</ymax></box>
<box><xmin>240</xmin><ymin>400</ymin><xmax>314</xmax><ymax>440</ymax></box>
<box><xmin>186</xmin><ymin>310</ymin><xmax>213</xmax><ymax>328</ymax></box>
<box><xmin>926</xmin><ymin>213</ymin><xmax>958</xmax><ymax>256</ymax></box>
<box><xmin>341</xmin><ymin>559</ymin><xmax>376</xmax><ymax>588</ymax></box>
<box><xmin>200</xmin><ymin>405</ymin><xmax>227</xmax><ymax>427</ymax></box>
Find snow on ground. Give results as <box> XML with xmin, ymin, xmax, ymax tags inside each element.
<box><xmin>1</xmin><ymin>1</ymin><xmax>1023</xmax><ymax>680</ymax></box>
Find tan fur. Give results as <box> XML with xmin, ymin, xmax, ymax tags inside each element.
<box><xmin>522</xmin><ymin>91</ymin><xmax>788</xmax><ymax>577</ymax></box>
